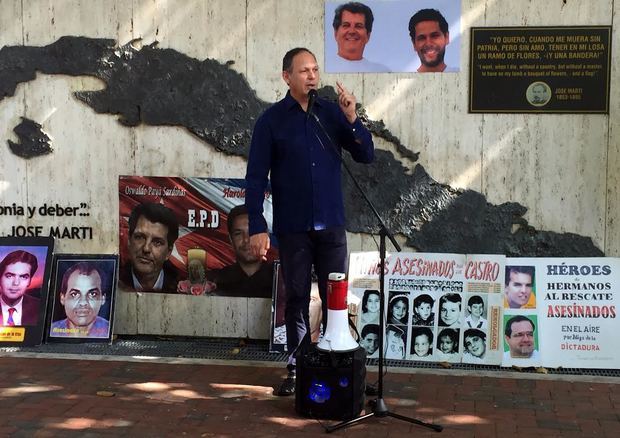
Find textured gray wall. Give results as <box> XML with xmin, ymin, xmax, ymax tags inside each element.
<box><xmin>0</xmin><ymin>0</ymin><xmax>618</xmax><ymax>337</ymax></box>
<box><xmin>0</xmin><ymin>35</ymin><xmax>605</xmax><ymax>256</ymax></box>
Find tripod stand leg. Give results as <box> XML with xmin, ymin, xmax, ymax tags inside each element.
<box><xmin>324</xmin><ymin>397</ymin><xmax>443</xmax><ymax>434</ymax></box>
<box><xmin>325</xmin><ymin>412</ymin><xmax>375</xmax><ymax>433</ymax></box>
<box><xmin>387</xmin><ymin>411</ymin><xmax>443</xmax><ymax>432</ymax></box>
<box><xmin>323</xmin><ymin>231</ymin><xmax>443</xmax><ymax>434</ymax></box>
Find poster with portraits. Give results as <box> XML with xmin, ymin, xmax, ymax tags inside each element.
<box><xmin>348</xmin><ymin>251</ymin><xmax>383</xmax><ymax>358</ymax></box>
<box><xmin>384</xmin><ymin>252</ymin><xmax>465</xmax><ymax>362</ymax></box>
<box><xmin>0</xmin><ymin>236</ymin><xmax>54</xmax><ymax>346</ymax></box>
<box><xmin>118</xmin><ymin>176</ymin><xmax>277</xmax><ymax>298</ymax></box>
<box><xmin>47</xmin><ymin>254</ymin><xmax>118</xmax><ymax>343</ymax></box>
<box><xmin>347</xmin><ymin>252</ymin><xmax>620</xmax><ymax>369</ymax></box>
<box><xmin>501</xmin><ymin>258</ymin><xmax>542</xmax><ymax>367</ymax></box>
<box><xmin>268</xmin><ymin>262</ymin><xmax>324</xmax><ymax>354</ymax></box>
<box><xmin>269</xmin><ymin>262</ymin><xmax>286</xmax><ymax>352</ymax></box>
<box><xmin>461</xmin><ymin>254</ymin><xmax>505</xmax><ymax>365</ymax></box>
<box><xmin>325</xmin><ymin>0</ymin><xmax>461</xmax><ymax>73</ymax></box>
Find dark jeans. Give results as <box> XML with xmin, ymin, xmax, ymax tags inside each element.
<box><xmin>277</xmin><ymin>226</ymin><xmax>347</xmax><ymax>365</ymax></box>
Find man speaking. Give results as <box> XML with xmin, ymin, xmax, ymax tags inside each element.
<box><xmin>245</xmin><ymin>48</ymin><xmax>374</xmax><ymax>396</ymax></box>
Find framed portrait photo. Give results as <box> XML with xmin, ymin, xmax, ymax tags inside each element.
<box><xmin>0</xmin><ymin>236</ymin><xmax>54</xmax><ymax>346</ymax></box>
<box><xmin>268</xmin><ymin>261</ymin><xmax>324</xmax><ymax>353</ymax></box>
<box><xmin>269</xmin><ymin>261</ymin><xmax>286</xmax><ymax>353</ymax></box>
<box><xmin>47</xmin><ymin>254</ymin><xmax>118</xmax><ymax>343</ymax></box>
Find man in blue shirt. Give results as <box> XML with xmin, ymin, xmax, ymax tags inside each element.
<box><xmin>245</xmin><ymin>47</ymin><xmax>374</xmax><ymax>396</ymax></box>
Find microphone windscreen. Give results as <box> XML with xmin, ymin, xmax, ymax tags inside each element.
<box><xmin>307</xmin><ymin>89</ymin><xmax>318</xmax><ymax>118</ymax></box>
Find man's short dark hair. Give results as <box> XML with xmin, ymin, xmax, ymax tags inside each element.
<box><xmin>468</xmin><ymin>295</ymin><xmax>484</xmax><ymax>308</ymax></box>
<box><xmin>282</xmin><ymin>47</ymin><xmax>316</xmax><ymax>72</ymax></box>
<box><xmin>128</xmin><ymin>203</ymin><xmax>179</xmax><ymax>248</ymax></box>
<box><xmin>227</xmin><ymin>205</ymin><xmax>248</xmax><ymax>235</ymax></box>
<box><xmin>361</xmin><ymin>323</ymin><xmax>380</xmax><ymax>338</ymax></box>
<box><xmin>505</xmin><ymin>315</ymin><xmax>535</xmax><ymax>337</ymax></box>
<box><xmin>333</xmin><ymin>2</ymin><xmax>374</xmax><ymax>33</ymax></box>
<box><xmin>408</xmin><ymin>8</ymin><xmax>448</xmax><ymax>40</ymax></box>
<box><xmin>505</xmin><ymin>266</ymin><xmax>535</xmax><ymax>286</ymax></box>
<box><xmin>0</xmin><ymin>250</ymin><xmax>38</xmax><ymax>277</ymax></box>
<box><xmin>60</xmin><ymin>262</ymin><xmax>105</xmax><ymax>297</ymax></box>
<box><xmin>229</xmin><ymin>204</ymin><xmax>267</xmax><ymax>236</ymax></box>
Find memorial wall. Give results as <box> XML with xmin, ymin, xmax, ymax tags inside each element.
<box><xmin>0</xmin><ymin>0</ymin><xmax>618</xmax><ymax>340</ymax></box>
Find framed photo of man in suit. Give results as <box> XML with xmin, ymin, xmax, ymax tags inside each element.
<box><xmin>0</xmin><ymin>236</ymin><xmax>54</xmax><ymax>346</ymax></box>
<box><xmin>47</xmin><ymin>254</ymin><xmax>118</xmax><ymax>343</ymax></box>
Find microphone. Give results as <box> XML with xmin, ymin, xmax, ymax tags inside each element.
<box><xmin>306</xmin><ymin>89</ymin><xmax>318</xmax><ymax>120</ymax></box>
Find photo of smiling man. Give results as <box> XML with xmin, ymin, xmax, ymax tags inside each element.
<box><xmin>326</xmin><ymin>1</ymin><xmax>389</xmax><ymax>72</ymax></box>
<box><xmin>325</xmin><ymin>1</ymin><xmax>461</xmax><ymax>73</ymax></box>
<box><xmin>504</xmin><ymin>265</ymin><xmax>536</xmax><ymax>309</ymax></box>
<box><xmin>502</xmin><ymin>314</ymin><xmax>541</xmax><ymax>367</ymax></box>
<box><xmin>408</xmin><ymin>8</ymin><xmax>457</xmax><ymax>72</ymax></box>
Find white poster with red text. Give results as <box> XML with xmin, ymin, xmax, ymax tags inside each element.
<box><xmin>462</xmin><ymin>254</ymin><xmax>505</xmax><ymax>365</ymax></box>
<box><xmin>347</xmin><ymin>253</ymin><xmax>620</xmax><ymax>368</ymax></box>
<box><xmin>536</xmin><ymin>257</ymin><xmax>620</xmax><ymax>369</ymax></box>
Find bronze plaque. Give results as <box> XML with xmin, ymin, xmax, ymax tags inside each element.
<box><xmin>469</xmin><ymin>26</ymin><xmax>611</xmax><ymax>113</ymax></box>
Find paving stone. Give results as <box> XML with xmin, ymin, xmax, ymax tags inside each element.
<box><xmin>0</xmin><ymin>349</ymin><xmax>618</xmax><ymax>437</ymax></box>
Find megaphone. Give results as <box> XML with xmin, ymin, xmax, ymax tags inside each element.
<box><xmin>317</xmin><ymin>273</ymin><xmax>359</xmax><ymax>352</ymax></box>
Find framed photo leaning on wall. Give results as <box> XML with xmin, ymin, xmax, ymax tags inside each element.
<box><xmin>0</xmin><ymin>236</ymin><xmax>54</xmax><ymax>346</ymax></box>
<box><xmin>46</xmin><ymin>254</ymin><xmax>118</xmax><ymax>343</ymax></box>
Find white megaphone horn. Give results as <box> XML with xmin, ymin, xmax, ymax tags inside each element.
<box><xmin>317</xmin><ymin>272</ymin><xmax>359</xmax><ymax>352</ymax></box>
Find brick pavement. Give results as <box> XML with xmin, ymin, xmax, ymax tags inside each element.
<box><xmin>0</xmin><ymin>354</ymin><xmax>618</xmax><ymax>437</ymax></box>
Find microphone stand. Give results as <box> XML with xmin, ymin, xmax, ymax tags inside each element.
<box><xmin>307</xmin><ymin>109</ymin><xmax>442</xmax><ymax>434</ymax></box>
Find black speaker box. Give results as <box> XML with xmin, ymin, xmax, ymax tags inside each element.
<box><xmin>295</xmin><ymin>345</ymin><xmax>366</xmax><ymax>420</ymax></box>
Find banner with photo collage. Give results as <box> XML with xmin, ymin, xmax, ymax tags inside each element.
<box><xmin>382</xmin><ymin>252</ymin><xmax>504</xmax><ymax>363</ymax></box>
<box><xmin>382</xmin><ymin>252</ymin><xmax>464</xmax><ymax>362</ymax></box>
<box><xmin>348</xmin><ymin>252</ymin><xmax>620</xmax><ymax>369</ymax></box>
<box><xmin>118</xmin><ymin>176</ymin><xmax>277</xmax><ymax>297</ymax></box>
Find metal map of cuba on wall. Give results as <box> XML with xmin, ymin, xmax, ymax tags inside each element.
<box><xmin>469</xmin><ymin>26</ymin><xmax>611</xmax><ymax>113</ymax></box>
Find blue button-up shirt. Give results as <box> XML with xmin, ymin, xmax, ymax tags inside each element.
<box><xmin>245</xmin><ymin>91</ymin><xmax>374</xmax><ymax>235</ymax></box>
